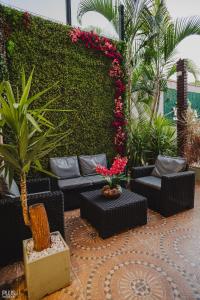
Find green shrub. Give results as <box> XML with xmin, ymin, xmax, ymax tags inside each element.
<box><xmin>127</xmin><ymin>116</ymin><xmax>177</xmax><ymax>167</ymax></box>
<box><xmin>0</xmin><ymin>5</ymin><xmax>118</xmax><ymax>171</ymax></box>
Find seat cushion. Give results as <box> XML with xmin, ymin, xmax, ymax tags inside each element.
<box><xmin>58</xmin><ymin>176</ymin><xmax>94</xmax><ymax>190</ymax></box>
<box><xmin>50</xmin><ymin>156</ymin><xmax>80</xmax><ymax>179</ymax></box>
<box><xmin>89</xmin><ymin>175</ymin><xmax>107</xmax><ymax>185</ymax></box>
<box><xmin>135</xmin><ymin>176</ymin><xmax>161</xmax><ymax>190</ymax></box>
<box><xmin>152</xmin><ymin>155</ymin><xmax>187</xmax><ymax>178</ymax></box>
<box><xmin>79</xmin><ymin>154</ymin><xmax>107</xmax><ymax>176</ymax></box>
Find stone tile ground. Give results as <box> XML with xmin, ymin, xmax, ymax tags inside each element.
<box><xmin>0</xmin><ymin>184</ymin><xmax>199</xmax><ymax>299</ymax></box>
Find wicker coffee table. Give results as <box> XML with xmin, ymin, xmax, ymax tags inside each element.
<box><xmin>80</xmin><ymin>188</ymin><xmax>147</xmax><ymax>238</ymax></box>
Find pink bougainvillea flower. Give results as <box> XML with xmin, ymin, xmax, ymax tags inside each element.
<box><xmin>69</xmin><ymin>28</ymin><xmax>126</xmax><ymax>155</ymax></box>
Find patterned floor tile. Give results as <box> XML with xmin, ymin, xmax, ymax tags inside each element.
<box><xmin>1</xmin><ymin>183</ymin><xmax>200</xmax><ymax>299</ymax></box>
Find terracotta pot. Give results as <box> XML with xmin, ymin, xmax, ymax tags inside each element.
<box><xmin>101</xmin><ymin>185</ymin><xmax>122</xmax><ymax>199</ymax></box>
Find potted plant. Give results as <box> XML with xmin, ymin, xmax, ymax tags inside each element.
<box><xmin>0</xmin><ymin>68</ymin><xmax>71</xmax><ymax>298</ymax></box>
<box><xmin>96</xmin><ymin>156</ymin><xmax>128</xmax><ymax>199</ymax></box>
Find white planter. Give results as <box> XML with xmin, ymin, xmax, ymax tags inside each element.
<box><xmin>23</xmin><ymin>231</ymin><xmax>70</xmax><ymax>300</ymax></box>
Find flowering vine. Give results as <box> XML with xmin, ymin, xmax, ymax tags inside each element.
<box><xmin>69</xmin><ymin>28</ymin><xmax>126</xmax><ymax>155</ymax></box>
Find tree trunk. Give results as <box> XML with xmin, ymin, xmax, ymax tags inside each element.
<box><xmin>20</xmin><ymin>173</ymin><xmax>30</xmax><ymax>226</ymax></box>
<box><xmin>29</xmin><ymin>203</ymin><xmax>51</xmax><ymax>251</ymax></box>
<box><xmin>150</xmin><ymin>79</ymin><xmax>160</xmax><ymax>123</ymax></box>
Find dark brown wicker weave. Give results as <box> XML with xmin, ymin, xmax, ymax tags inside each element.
<box><xmin>80</xmin><ymin>188</ymin><xmax>147</xmax><ymax>238</ymax></box>
<box><xmin>130</xmin><ymin>165</ymin><xmax>195</xmax><ymax>217</ymax></box>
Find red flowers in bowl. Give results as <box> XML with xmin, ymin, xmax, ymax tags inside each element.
<box><xmin>96</xmin><ymin>156</ymin><xmax>128</xmax><ymax>188</ymax></box>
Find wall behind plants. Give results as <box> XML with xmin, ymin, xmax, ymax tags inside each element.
<box><xmin>0</xmin><ymin>5</ymin><xmax>119</xmax><ymax>170</ymax></box>
<box><xmin>164</xmin><ymin>88</ymin><xmax>200</xmax><ymax>120</ymax></box>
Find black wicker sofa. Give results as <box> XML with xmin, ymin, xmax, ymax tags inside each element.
<box><xmin>50</xmin><ymin>154</ymin><xmax>107</xmax><ymax>211</ymax></box>
<box><xmin>130</xmin><ymin>155</ymin><xmax>195</xmax><ymax>217</ymax></box>
<box><xmin>0</xmin><ymin>177</ymin><xmax>64</xmax><ymax>266</ymax></box>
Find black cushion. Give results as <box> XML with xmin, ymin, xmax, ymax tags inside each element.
<box><xmin>135</xmin><ymin>176</ymin><xmax>161</xmax><ymax>190</ymax></box>
<box><xmin>89</xmin><ymin>175</ymin><xmax>107</xmax><ymax>185</ymax></box>
<box><xmin>79</xmin><ymin>154</ymin><xmax>107</xmax><ymax>176</ymax></box>
<box><xmin>152</xmin><ymin>155</ymin><xmax>187</xmax><ymax>178</ymax></box>
<box><xmin>58</xmin><ymin>176</ymin><xmax>93</xmax><ymax>190</ymax></box>
<box><xmin>50</xmin><ymin>156</ymin><xmax>80</xmax><ymax>179</ymax></box>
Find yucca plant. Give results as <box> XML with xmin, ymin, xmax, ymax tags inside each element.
<box><xmin>0</xmin><ymin>68</ymin><xmax>71</xmax><ymax>249</ymax></box>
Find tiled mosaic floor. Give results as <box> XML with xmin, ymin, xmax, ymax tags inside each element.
<box><xmin>0</xmin><ymin>184</ymin><xmax>200</xmax><ymax>299</ymax></box>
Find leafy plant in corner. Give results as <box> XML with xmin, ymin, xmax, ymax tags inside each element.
<box><xmin>0</xmin><ymin>68</ymin><xmax>72</xmax><ymax>250</ymax></box>
<box><xmin>127</xmin><ymin>116</ymin><xmax>176</xmax><ymax>167</ymax></box>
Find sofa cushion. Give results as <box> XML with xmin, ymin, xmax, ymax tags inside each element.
<box><xmin>8</xmin><ymin>179</ymin><xmax>20</xmax><ymax>197</ymax></box>
<box><xmin>79</xmin><ymin>154</ymin><xmax>107</xmax><ymax>176</ymax></box>
<box><xmin>50</xmin><ymin>156</ymin><xmax>80</xmax><ymax>179</ymax></box>
<box><xmin>0</xmin><ymin>173</ymin><xmax>20</xmax><ymax>198</ymax></box>
<box><xmin>58</xmin><ymin>176</ymin><xmax>93</xmax><ymax>190</ymax></box>
<box><xmin>135</xmin><ymin>176</ymin><xmax>161</xmax><ymax>190</ymax></box>
<box><xmin>90</xmin><ymin>175</ymin><xmax>107</xmax><ymax>185</ymax></box>
<box><xmin>152</xmin><ymin>155</ymin><xmax>187</xmax><ymax>178</ymax></box>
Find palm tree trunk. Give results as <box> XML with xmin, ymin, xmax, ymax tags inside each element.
<box><xmin>20</xmin><ymin>173</ymin><xmax>30</xmax><ymax>226</ymax></box>
<box><xmin>155</xmin><ymin>88</ymin><xmax>161</xmax><ymax>114</ymax></box>
<box><xmin>150</xmin><ymin>78</ymin><xmax>160</xmax><ymax>123</ymax></box>
<box><xmin>29</xmin><ymin>203</ymin><xmax>51</xmax><ymax>251</ymax></box>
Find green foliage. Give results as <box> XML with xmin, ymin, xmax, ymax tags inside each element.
<box><xmin>148</xmin><ymin>116</ymin><xmax>177</xmax><ymax>163</ymax></box>
<box><xmin>0</xmin><ymin>5</ymin><xmax>116</xmax><ymax>170</ymax></box>
<box><xmin>6</xmin><ymin>40</ymin><xmax>15</xmax><ymax>57</ymax></box>
<box><xmin>0</xmin><ymin>54</ymin><xmax>8</xmax><ymax>81</ymax></box>
<box><xmin>127</xmin><ymin>116</ymin><xmax>177</xmax><ymax>167</ymax></box>
<box><xmin>0</xmin><ymin>68</ymin><xmax>71</xmax><ymax>180</ymax></box>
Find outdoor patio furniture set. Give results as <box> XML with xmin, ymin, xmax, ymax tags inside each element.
<box><xmin>0</xmin><ymin>154</ymin><xmax>195</xmax><ymax>266</ymax></box>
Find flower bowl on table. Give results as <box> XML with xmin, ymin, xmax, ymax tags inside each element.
<box><xmin>96</xmin><ymin>156</ymin><xmax>128</xmax><ymax>199</ymax></box>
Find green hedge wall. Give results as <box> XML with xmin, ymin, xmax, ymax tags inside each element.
<box><xmin>0</xmin><ymin>5</ymin><xmax>118</xmax><ymax>169</ymax></box>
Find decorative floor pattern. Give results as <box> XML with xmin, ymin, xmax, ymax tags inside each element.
<box><xmin>0</xmin><ymin>184</ymin><xmax>200</xmax><ymax>300</ymax></box>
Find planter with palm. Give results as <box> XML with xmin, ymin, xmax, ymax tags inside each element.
<box><xmin>0</xmin><ymin>68</ymin><xmax>71</xmax><ymax>251</ymax></box>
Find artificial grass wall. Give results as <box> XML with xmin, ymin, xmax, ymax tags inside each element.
<box><xmin>0</xmin><ymin>5</ymin><xmax>117</xmax><ymax>169</ymax></box>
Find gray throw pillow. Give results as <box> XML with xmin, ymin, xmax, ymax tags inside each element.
<box><xmin>152</xmin><ymin>155</ymin><xmax>187</xmax><ymax>178</ymax></box>
<box><xmin>79</xmin><ymin>154</ymin><xmax>107</xmax><ymax>176</ymax></box>
<box><xmin>50</xmin><ymin>156</ymin><xmax>81</xmax><ymax>179</ymax></box>
<box><xmin>8</xmin><ymin>179</ymin><xmax>20</xmax><ymax>197</ymax></box>
<box><xmin>0</xmin><ymin>171</ymin><xmax>20</xmax><ymax>198</ymax></box>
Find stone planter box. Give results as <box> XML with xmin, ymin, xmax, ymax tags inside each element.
<box><xmin>23</xmin><ymin>231</ymin><xmax>70</xmax><ymax>300</ymax></box>
<box><xmin>190</xmin><ymin>166</ymin><xmax>200</xmax><ymax>181</ymax></box>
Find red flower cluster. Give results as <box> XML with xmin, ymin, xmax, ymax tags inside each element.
<box><xmin>109</xmin><ymin>59</ymin><xmax>123</xmax><ymax>78</ymax></box>
<box><xmin>114</xmin><ymin>97</ymin><xmax>123</xmax><ymax>119</ymax></box>
<box><xmin>115</xmin><ymin>127</ymin><xmax>126</xmax><ymax>154</ymax></box>
<box><xmin>22</xmin><ymin>12</ymin><xmax>31</xmax><ymax>29</ymax></box>
<box><xmin>96</xmin><ymin>156</ymin><xmax>128</xmax><ymax>177</ymax></box>
<box><xmin>69</xmin><ymin>28</ymin><xmax>126</xmax><ymax>155</ymax></box>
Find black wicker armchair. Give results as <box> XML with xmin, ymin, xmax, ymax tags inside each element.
<box><xmin>130</xmin><ymin>164</ymin><xmax>195</xmax><ymax>217</ymax></box>
<box><xmin>0</xmin><ymin>178</ymin><xmax>65</xmax><ymax>266</ymax></box>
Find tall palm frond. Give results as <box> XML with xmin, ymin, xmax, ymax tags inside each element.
<box><xmin>77</xmin><ymin>0</ymin><xmax>119</xmax><ymax>35</ymax></box>
<box><xmin>164</xmin><ymin>16</ymin><xmax>200</xmax><ymax>62</ymax></box>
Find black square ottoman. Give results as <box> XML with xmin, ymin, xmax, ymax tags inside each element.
<box><xmin>80</xmin><ymin>188</ymin><xmax>147</xmax><ymax>238</ymax></box>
